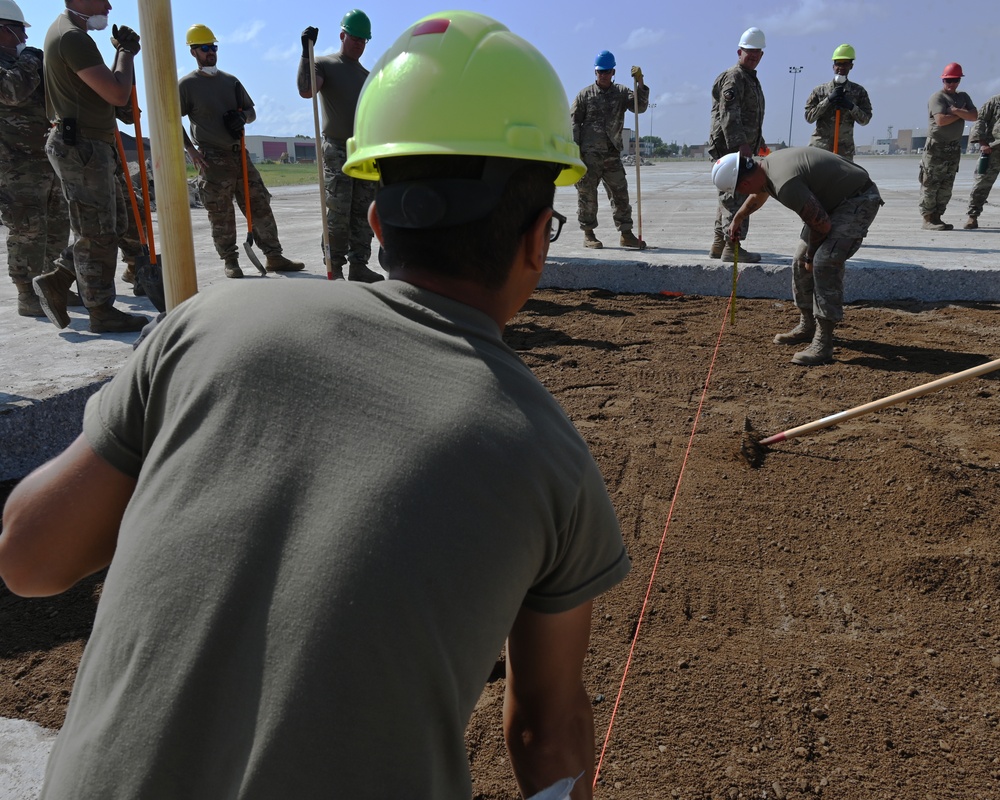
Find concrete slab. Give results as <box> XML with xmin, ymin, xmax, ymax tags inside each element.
<box><xmin>2</xmin><ymin>155</ymin><xmax>998</xmax><ymax>482</ymax></box>
<box><xmin>0</xmin><ymin>153</ymin><xmax>998</xmax><ymax>796</ymax></box>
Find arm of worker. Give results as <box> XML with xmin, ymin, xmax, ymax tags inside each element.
<box><xmin>0</xmin><ymin>46</ymin><xmax>43</xmax><ymax>104</ymax></box>
<box><xmin>795</xmin><ymin>195</ymin><xmax>832</xmax><ymax>263</ymax></box>
<box><xmin>182</xmin><ymin>127</ymin><xmax>208</xmax><ymax>171</ymax></box>
<box><xmin>296</xmin><ymin>26</ymin><xmax>322</xmax><ymax>98</ymax></box>
<box><xmin>504</xmin><ymin>602</ymin><xmax>595</xmax><ymax>800</ymax></box>
<box><xmin>570</xmin><ymin>95</ymin><xmax>584</xmax><ymax>146</ymax></box>
<box><xmin>802</xmin><ymin>87</ymin><xmax>825</xmax><ymax>124</ymax></box>
<box><xmin>77</xmin><ymin>51</ymin><xmax>134</xmax><ymax>108</ymax></box>
<box><xmin>727</xmin><ymin>190</ymin><xmax>770</xmax><ymax>241</ymax></box>
<box><xmin>0</xmin><ymin>435</ymin><xmax>135</xmax><ymax>598</ymax></box>
<box><xmin>848</xmin><ymin>86</ymin><xmax>873</xmax><ymax>125</ymax></box>
<box><xmin>935</xmin><ymin>104</ymin><xmax>978</xmax><ymax>126</ymax></box>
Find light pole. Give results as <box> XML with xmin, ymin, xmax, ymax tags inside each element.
<box><xmin>646</xmin><ymin>103</ymin><xmax>657</xmax><ymax>156</ymax></box>
<box><xmin>788</xmin><ymin>66</ymin><xmax>803</xmax><ymax>147</ymax></box>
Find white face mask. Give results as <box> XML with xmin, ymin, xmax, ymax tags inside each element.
<box><xmin>69</xmin><ymin>9</ymin><xmax>109</xmax><ymax>31</ymax></box>
<box><xmin>199</xmin><ymin>66</ymin><xmax>218</xmax><ymax>76</ymax></box>
<box><xmin>834</xmin><ymin>74</ymin><xmax>847</xmax><ymax>85</ymax></box>
<box><xmin>15</xmin><ymin>42</ymin><xmax>25</xmax><ymax>55</ymax></box>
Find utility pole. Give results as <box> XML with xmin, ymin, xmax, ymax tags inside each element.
<box><xmin>788</xmin><ymin>66</ymin><xmax>803</xmax><ymax>147</ymax></box>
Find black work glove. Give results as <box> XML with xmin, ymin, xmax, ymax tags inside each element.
<box><xmin>835</xmin><ymin>96</ymin><xmax>855</xmax><ymax>111</ymax></box>
<box><xmin>20</xmin><ymin>45</ymin><xmax>43</xmax><ymax>63</ymax></box>
<box><xmin>828</xmin><ymin>84</ymin><xmax>845</xmax><ymax>102</ymax></box>
<box><xmin>223</xmin><ymin>109</ymin><xmax>247</xmax><ymax>140</ymax></box>
<box><xmin>111</xmin><ymin>24</ymin><xmax>141</xmax><ymax>55</ymax></box>
<box><xmin>301</xmin><ymin>26</ymin><xmax>318</xmax><ymax>58</ymax></box>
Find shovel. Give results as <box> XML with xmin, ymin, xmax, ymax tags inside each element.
<box><xmin>741</xmin><ymin>355</ymin><xmax>1000</xmax><ymax>467</ymax></box>
<box><xmin>306</xmin><ymin>39</ymin><xmax>336</xmax><ymax>280</ymax></box>
<box><xmin>239</xmin><ymin>129</ymin><xmax>267</xmax><ymax>275</ymax></box>
<box><xmin>128</xmin><ymin>85</ymin><xmax>167</xmax><ymax>310</ymax></box>
<box><xmin>114</xmin><ymin>127</ymin><xmax>165</xmax><ymax>313</ymax></box>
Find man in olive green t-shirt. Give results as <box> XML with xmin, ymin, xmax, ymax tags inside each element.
<box><xmin>714</xmin><ymin>147</ymin><xmax>882</xmax><ymax>366</ymax></box>
<box><xmin>36</xmin><ymin>0</ymin><xmax>148</xmax><ymax>334</ymax></box>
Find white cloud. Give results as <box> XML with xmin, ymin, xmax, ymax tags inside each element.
<box><xmin>225</xmin><ymin>21</ymin><xmax>266</xmax><ymax>44</ymax></box>
<box><xmin>624</xmin><ymin>27</ymin><xmax>666</xmax><ymax>50</ymax></box>
<box><xmin>264</xmin><ymin>43</ymin><xmax>300</xmax><ymax>62</ymax></box>
<box><xmin>652</xmin><ymin>85</ymin><xmax>702</xmax><ymax>107</ymax></box>
<box><xmin>573</xmin><ymin>19</ymin><xmax>595</xmax><ymax>34</ymax></box>
<box><xmin>755</xmin><ymin>0</ymin><xmax>873</xmax><ymax>37</ymax></box>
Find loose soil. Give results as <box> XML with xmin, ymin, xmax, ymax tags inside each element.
<box><xmin>3</xmin><ymin>290</ymin><xmax>1000</xmax><ymax>799</ymax></box>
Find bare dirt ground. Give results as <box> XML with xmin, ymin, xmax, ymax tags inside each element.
<box><xmin>3</xmin><ymin>289</ymin><xmax>1000</xmax><ymax>799</ymax></box>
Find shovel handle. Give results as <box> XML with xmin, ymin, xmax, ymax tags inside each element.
<box><xmin>633</xmin><ymin>76</ymin><xmax>642</xmax><ymax>243</ymax></box>
<box><xmin>833</xmin><ymin>109</ymin><xmax>841</xmax><ymax>156</ymax></box>
<box><xmin>307</xmin><ymin>41</ymin><xmax>334</xmax><ymax>280</ymax></box>
<box><xmin>130</xmin><ymin>86</ymin><xmax>157</xmax><ymax>264</ymax></box>
<box><xmin>240</xmin><ymin>128</ymin><xmax>253</xmax><ymax>234</ymax></box>
<box><xmin>760</xmin><ymin>356</ymin><xmax>1000</xmax><ymax>446</ymax></box>
<box><xmin>114</xmin><ymin>128</ymin><xmax>148</xmax><ymax>248</ymax></box>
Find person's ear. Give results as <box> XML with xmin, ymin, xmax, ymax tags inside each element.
<box><xmin>367</xmin><ymin>201</ymin><xmax>383</xmax><ymax>244</ymax></box>
<box><xmin>522</xmin><ymin>208</ymin><xmax>552</xmax><ymax>276</ymax></box>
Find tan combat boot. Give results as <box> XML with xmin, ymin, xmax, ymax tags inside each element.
<box><xmin>32</xmin><ymin>266</ymin><xmax>76</xmax><ymax>328</ymax></box>
<box><xmin>709</xmin><ymin>231</ymin><xmax>724</xmax><ymax>259</ymax></box>
<box><xmin>720</xmin><ymin>244</ymin><xmax>761</xmax><ymax>263</ymax></box>
<box><xmin>620</xmin><ymin>230</ymin><xmax>647</xmax><ymax>250</ymax></box>
<box><xmin>17</xmin><ymin>286</ymin><xmax>44</xmax><ymax>317</ymax></box>
<box><xmin>773</xmin><ymin>313</ymin><xmax>815</xmax><ymax>345</ymax></box>
<box><xmin>964</xmin><ymin>216</ymin><xmax>978</xmax><ymax>229</ymax></box>
<box><xmin>348</xmin><ymin>263</ymin><xmax>384</xmax><ymax>283</ymax></box>
<box><xmin>583</xmin><ymin>229</ymin><xmax>603</xmax><ymax>249</ymax></box>
<box><xmin>922</xmin><ymin>214</ymin><xmax>949</xmax><ymax>231</ymax></box>
<box><xmin>265</xmin><ymin>253</ymin><xmax>305</xmax><ymax>272</ymax></box>
<box><xmin>224</xmin><ymin>256</ymin><xmax>244</xmax><ymax>279</ymax></box>
<box><xmin>932</xmin><ymin>213</ymin><xmax>954</xmax><ymax>231</ymax></box>
<box><xmin>88</xmin><ymin>303</ymin><xmax>150</xmax><ymax>334</ymax></box>
<box><xmin>791</xmin><ymin>318</ymin><xmax>835</xmax><ymax>366</ymax></box>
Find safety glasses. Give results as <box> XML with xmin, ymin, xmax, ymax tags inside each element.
<box><xmin>196</xmin><ymin>44</ymin><xmax>218</xmax><ymax>53</ymax></box>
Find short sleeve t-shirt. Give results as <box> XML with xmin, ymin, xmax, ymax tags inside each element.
<box><xmin>178</xmin><ymin>70</ymin><xmax>254</xmax><ymax>150</ymax></box>
<box><xmin>761</xmin><ymin>147</ymin><xmax>872</xmax><ymax>215</ymax></box>
<box><xmin>43</xmin><ymin>12</ymin><xmax>115</xmax><ymax>141</ymax></box>
<box><xmin>927</xmin><ymin>90</ymin><xmax>975</xmax><ymax>143</ymax></box>
<box><xmin>315</xmin><ymin>53</ymin><xmax>368</xmax><ymax>142</ymax></box>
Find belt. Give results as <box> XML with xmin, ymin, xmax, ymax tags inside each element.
<box><xmin>202</xmin><ymin>143</ymin><xmax>243</xmax><ymax>154</ymax></box>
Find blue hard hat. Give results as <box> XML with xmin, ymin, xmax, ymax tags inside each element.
<box><xmin>594</xmin><ymin>50</ymin><xmax>616</xmax><ymax>70</ymax></box>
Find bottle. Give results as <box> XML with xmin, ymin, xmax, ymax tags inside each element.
<box><xmin>978</xmin><ymin>151</ymin><xmax>990</xmax><ymax>175</ymax></box>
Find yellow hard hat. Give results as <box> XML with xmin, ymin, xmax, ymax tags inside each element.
<box><xmin>831</xmin><ymin>44</ymin><xmax>856</xmax><ymax>61</ymax></box>
<box><xmin>186</xmin><ymin>23</ymin><xmax>218</xmax><ymax>47</ymax></box>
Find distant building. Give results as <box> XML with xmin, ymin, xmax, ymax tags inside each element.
<box><xmin>244</xmin><ymin>135</ymin><xmax>317</xmax><ymax>164</ymax></box>
<box><xmin>896</xmin><ymin>128</ymin><xmax>973</xmax><ymax>154</ymax></box>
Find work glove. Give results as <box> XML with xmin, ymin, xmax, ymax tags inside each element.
<box><xmin>223</xmin><ymin>109</ymin><xmax>247</xmax><ymax>140</ymax></box>
<box><xmin>828</xmin><ymin>84</ymin><xmax>845</xmax><ymax>102</ymax></box>
<box><xmin>835</xmin><ymin>95</ymin><xmax>855</xmax><ymax>111</ymax></box>
<box><xmin>20</xmin><ymin>45</ymin><xmax>43</xmax><ymax>63</ymax></box>
<box><xmin>301</xmin><ymin>26</ymin><xmax>318</xmax><ymax>58</ymax></box>
<box><xmin>111</xmin><ymin>24</ymin><xmax>141</xmax><ymax>55</ymax></box>
<box><xmin>630</xmin><ymin>65</ymin><xmax>643</xmax><ymax>82</ymax></box>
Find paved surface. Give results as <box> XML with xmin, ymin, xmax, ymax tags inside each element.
<box><xmin>0</xmin><ymin>154</ymin><xmax>998</xmax><ymax>794</ymax></box>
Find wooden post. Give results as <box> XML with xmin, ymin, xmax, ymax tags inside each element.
<box><xmin>136</xmin><ymin>0</ymin><xmax>198</xmax><ymax>310</ymax></box>
<box><xmin>307</xmin><ymin>40</ymin><xmax>334</xmax><ymax>280</ymax></box>
<box><xmin>633</xmin><ymin>76</ymin><xmax>642</xmax><ymax>244</ymax></box>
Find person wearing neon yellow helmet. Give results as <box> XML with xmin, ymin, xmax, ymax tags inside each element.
<box><xmin>803</xmin><ymin>44</ymin><xmax>872</xmax><ymax>162</ymax></box>
<box><xmin>179</xmin><ymin>23</ymin><xmax>305</xmax><ymax>277</ymax></box>
<box><xmin>296</xmin><ymin>10</ymin><xmax>382</xmax><ymax>282</ymax></box>
<box><xmin>920</xmin><ymin>63</ymin><xmax>977</xmax><ymax>231</ymax></box>
<box><xmin>2</xmin><ymin>12</ymin><xmax>628</xmax><ymax>800</ymax></box>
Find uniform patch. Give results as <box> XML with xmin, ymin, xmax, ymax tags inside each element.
<box><xmin>723</xmin><ymin>89</ymin><xmax>736</xmax><ymax>102</ymax></box>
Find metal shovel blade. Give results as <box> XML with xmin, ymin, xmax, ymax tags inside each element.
<box><xmin>244</xmin><ymin>234</ymin><xmax>266</xmax><ymax>276</ymax></box>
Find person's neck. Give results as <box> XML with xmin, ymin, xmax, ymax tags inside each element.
<box><xmin>388</xmin><ymin>268</ymin><xmax>509</xmax><ymax>331</ymax></box>
<box><xmin>66</xmin><ymin>8</ymin><xmax>90</xmax><ymax>31</ymax></box>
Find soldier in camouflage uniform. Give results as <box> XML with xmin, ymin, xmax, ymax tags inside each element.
<box><xmin>571</xmin><ymin>50</ymin><xmax>649</xmax><ymax>250</ymax></box>
<box><xmin>714</xmin><ymin>148</ymin><xmax>882</xmax><ymax>367</ymax></box>
<box><xmin>180</xmin><ymin>23</ymin><xmax>304</xmax><ymax>278</ymax></box>
<box><xmin>920</xmin><ymin>63</ymin><xmax>977</xmax><ymax>231</ymax></box>
<box><xmin>708</xmin><ymin>27</ymin><xmax>767</xmax><ymax>263</ymax></box>
<box><xmin>803</xmin><ymin>44</ymin><xmax>872</xmax><ymax>163</ymax></box>
<box><xmin>296</xmin><ymin>12</ymin><xmax>382</xmax><ymax>282</ymax></box>
<box><xmin>964</xmin><ymin>92</ymin><xmax>1000</xmax><ymax>229</ymax></box>
<box><xmin>37</xmin><ymin>0</ymin><xmax>149</xmax><ymax>334</ymax></box>
<box><xmin>0</xmin><ymin>1</ymin><xmax>71</xmax><ymax>317</ymax></box>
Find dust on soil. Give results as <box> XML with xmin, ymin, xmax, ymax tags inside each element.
<box><xmin>3</xmin><ymin>290</ymin><xmax>1000</xmax><ymax>799</ymax></box>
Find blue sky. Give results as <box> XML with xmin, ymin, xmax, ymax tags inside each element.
<box><xmin>26</xmin><ymin>0</ymin><xmax>1000</xmax><ymax>149</ymax></box>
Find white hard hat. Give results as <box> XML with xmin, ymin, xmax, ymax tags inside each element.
<box><xmin>0</xmin><ymin>0</ymin><xmax>27</xmax><ymax>25</ymax></box>
<box><xmin>712</xmin><ymin>153</ymin><xmax>742</xmax><ymax>193</ymax></box>
<box><xmin>739</xmin><ymin>27</ymin><xmax>765</xmax><ymax>49</ymax></box>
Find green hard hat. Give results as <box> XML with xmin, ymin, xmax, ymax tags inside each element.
<box><xmin>343</xmin><ymin>11</ymin><xmax>585</xmax><ymax>187</ymax></box>
<box><xmin>831</xmin><ymin>43</ymin><xmax>856</xmax><ymax>61</ymax></box>
<box><xmin>341</xmin><ymin>9</ymin><xmax>371</xmax><ymax>41</ymax></box>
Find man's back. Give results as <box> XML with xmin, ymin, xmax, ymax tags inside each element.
<box><xmin>42</xmin><ymin>280</ymin><xmax>627</xmax><ymax>799</ymax></box>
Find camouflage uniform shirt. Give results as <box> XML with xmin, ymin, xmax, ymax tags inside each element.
<box><xmin>0</xmin><ymin>47</ymin><xmax>49</xmax><ymax>165</ymax></box>
<box><xmin>709</xmin><ymin>65</ymin><xmax>764</xmax><ymax>159</ymax></box>
<box><xmin>969</xmin><ymin>94</ymin><xmax>1000</xmax><ymax>148</ymax></box>
<box><xmin>803</xmin><ymin>79</ymin><xmax>873</xmax><ymax>159</ymax></box>
<box><xmin>572</xmin><ymin>81</ymin><xmax>649</xmax><ymax>155</ymax></box>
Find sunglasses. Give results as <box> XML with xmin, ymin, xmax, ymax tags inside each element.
<box><xmin>596</xmin><ymin>69</ymin><xmax>613</xmax><ymax>75</ymax></box>
<box><xmin>549</xmin><ymin>209</ymin><xmax>566</xmax><ymax>243</ymax></box>
<box><xmin>943</xmin><ymin>78</ymin><xmax>960</xmax><ymax>83</ymax></box>
<box><xmin>195</xmin><ymin>44</ymin><xmax>218</xmax><ymax>53</ymax></box>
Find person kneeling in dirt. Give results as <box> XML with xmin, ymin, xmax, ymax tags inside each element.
<box><xmin>0</xmin><ymin>12</ymin><xmax>629</xmax><ymax>800</ymax></box>
<box><xmin>713</xmin><ymin>147</ymin><xmax>882</xmax><ymax>366</ymax></box>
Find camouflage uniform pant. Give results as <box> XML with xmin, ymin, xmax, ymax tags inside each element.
<box><xmin>576</xmin><ymin>151</ymin><xmax>633</xmax><ymax>231</ymax></box>
<box><xmin>197</xmin><ymin>146</ymin><xmax>282</xmax><ymax>261</ymax></box>
<box><xmin>46</xmin><ymin>129</ymin><xmax>126</xmax><ymax>309</ymax></box>
<box><xmin>0</xmin><ymin>155</ymin><xmax>70</xmax><ymax>290</ymax></box>
<box><xmin>714</xmin><ymin>188</ymin><xmax>751</xmax><ymax>241</ymax></box>
<box><xmin>323</xmin><ymin>138</ymin><xmax>375</xmax><ymax>269</ymax></box>
<box><xmin>792</xmin><ymin>183</ymin><xmax>883</xmax><ymax>322</ymax></box>
<box><xmin>918</xmin><ymin>140</ymin><xmax>961</xmax><ymax>216</ymax></box>
<box><xmin>966</xmin><ymin>149</ymin><xmax>1000</xmax><ymax>218</ymax></box>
